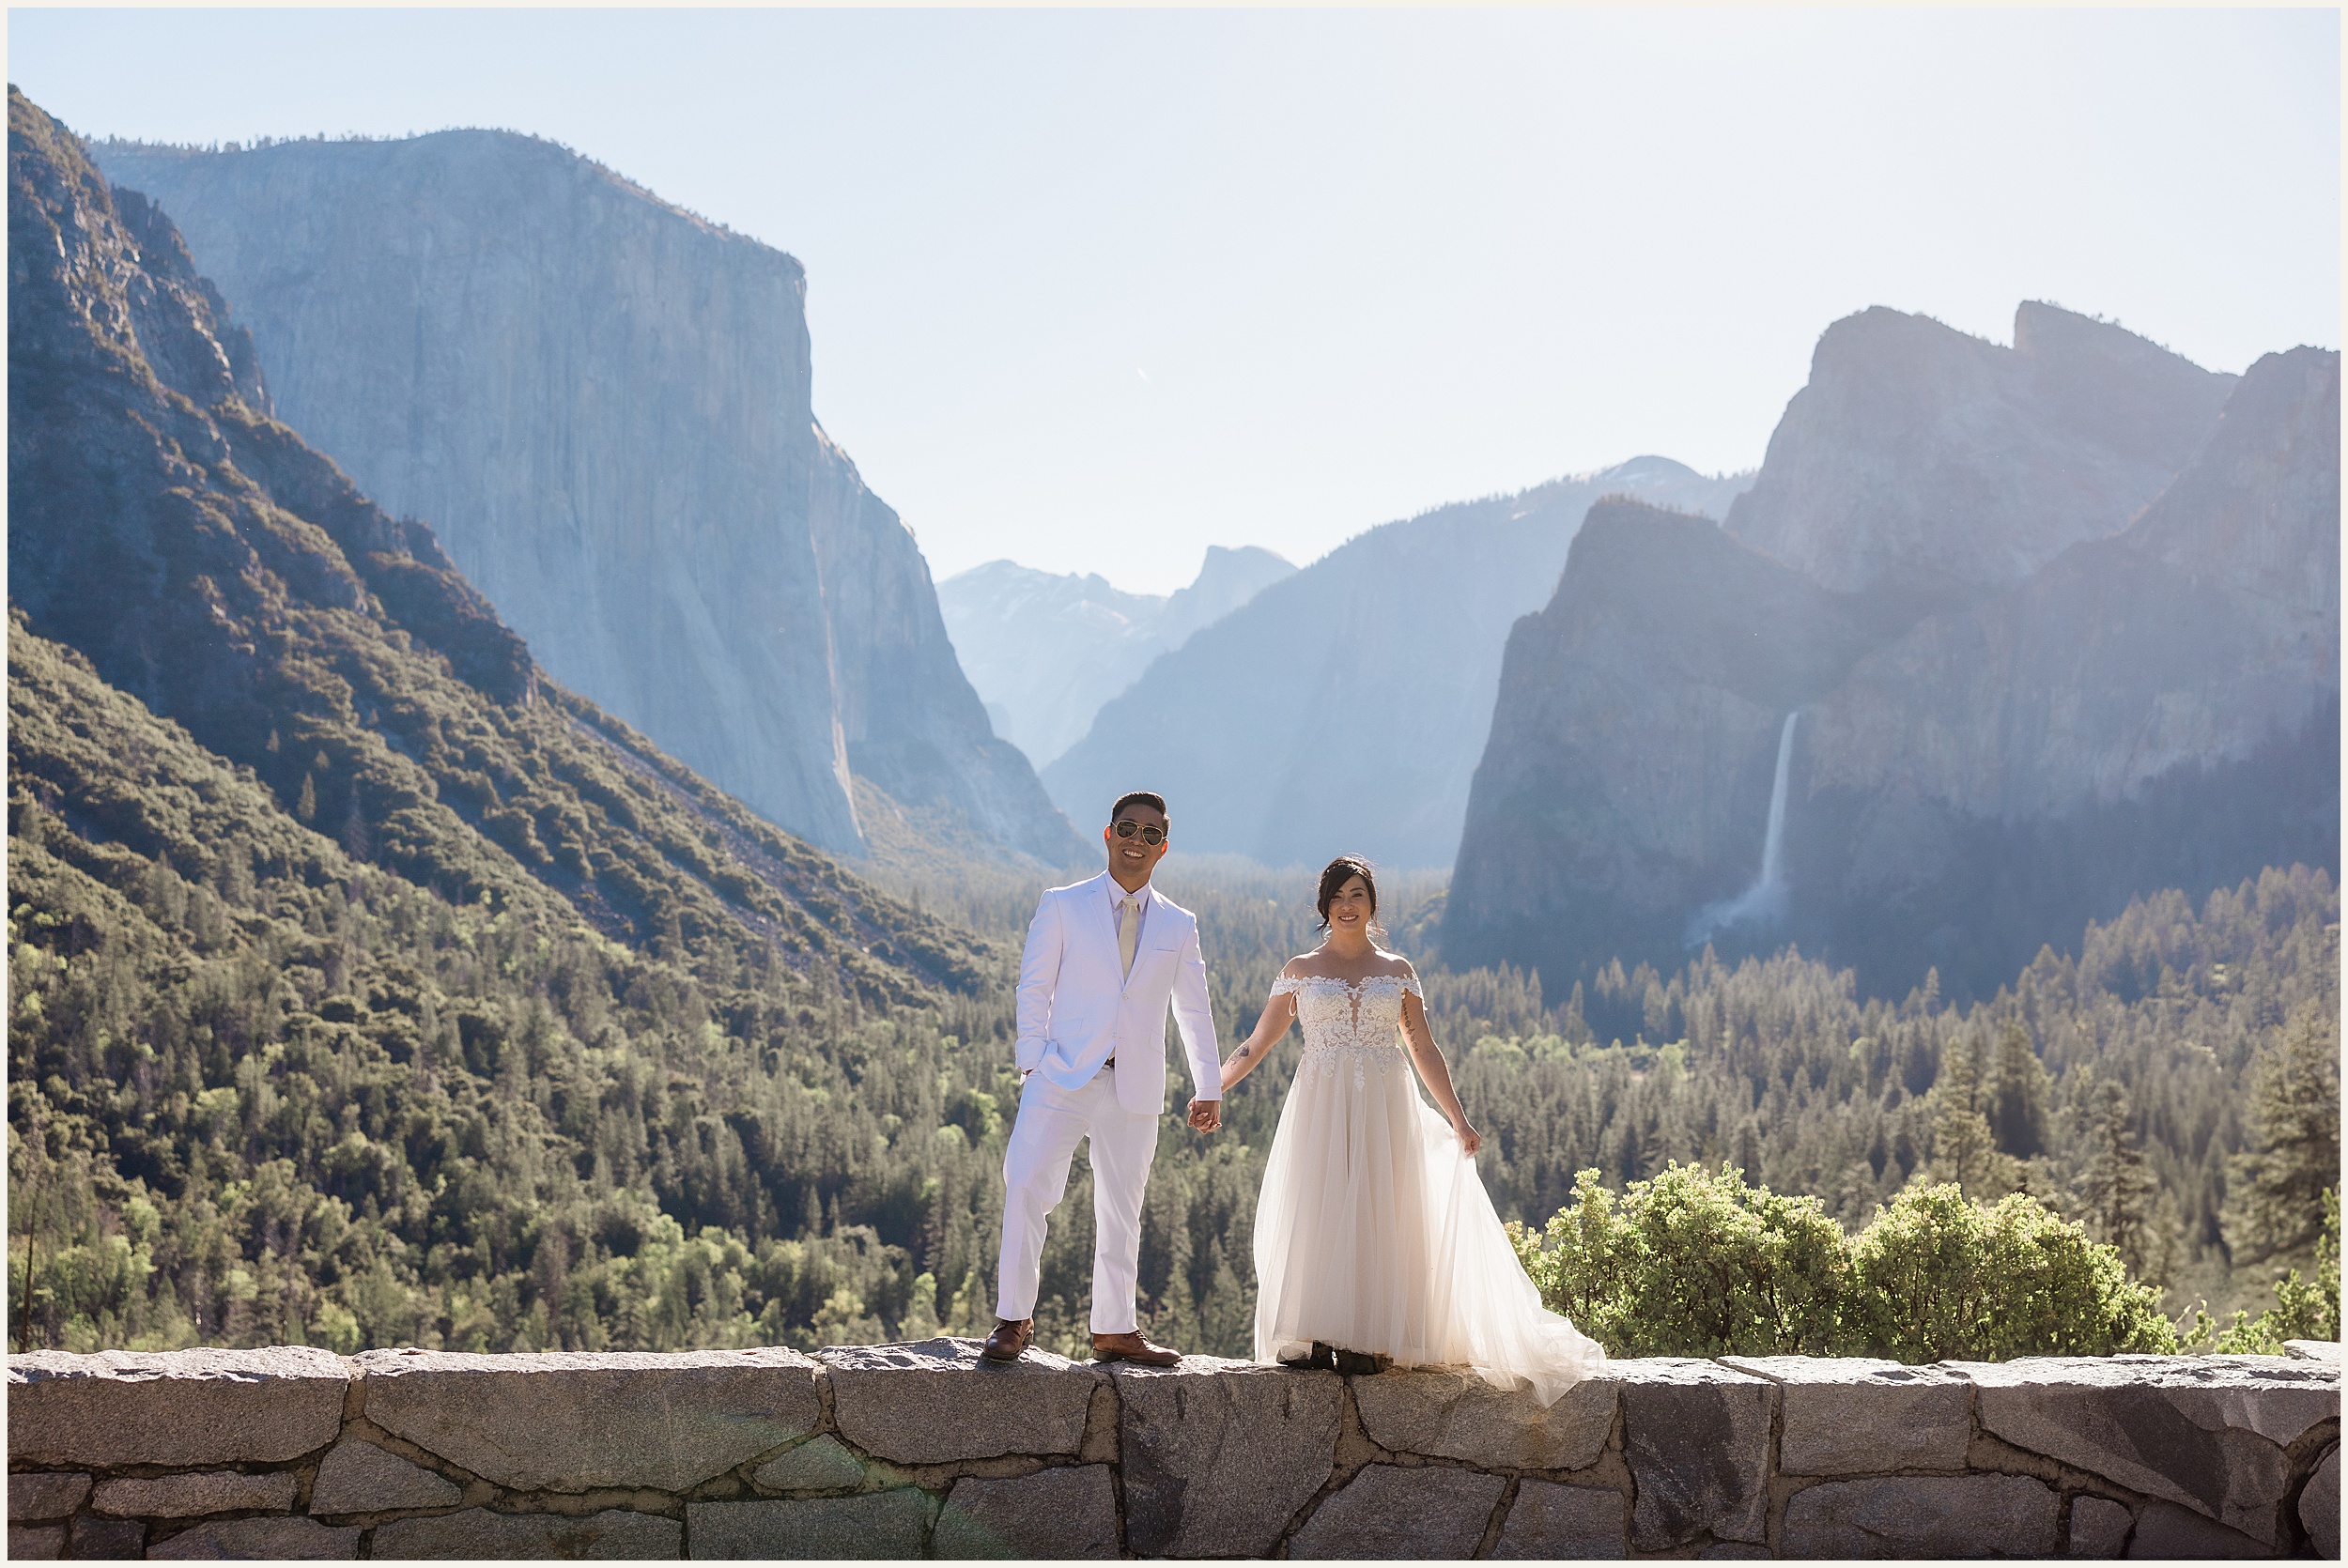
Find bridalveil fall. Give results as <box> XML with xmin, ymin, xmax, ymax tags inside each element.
<box><xmin>1685</xmin><ymin>710</ymin><xmax>1800</xmax><ymax>948</ymax></box>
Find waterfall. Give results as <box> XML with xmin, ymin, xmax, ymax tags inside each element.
<box><xmin>1755</xmin><ymin>707</ymin><xmax>1798</xmax><ymax>890</ymax></box>
<box><xmin>1686</xmin><ymin>711</ymin><xmax>1800</xmax><ymax>948</ymax></box>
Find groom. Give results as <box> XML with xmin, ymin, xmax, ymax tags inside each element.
<box><xmin>982</xmin><ymin>791</ymin><xmax>1225</xmax><ymax>1365</ymax></box>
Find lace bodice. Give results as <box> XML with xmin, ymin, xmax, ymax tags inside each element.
<box><xmin>1270</xmin><ymin>973</ymin><xmax>1424</xmax><ymax>1087</ymax></box>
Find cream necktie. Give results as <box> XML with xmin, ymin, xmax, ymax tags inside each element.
<box><xmin>1118</xmin><ymin>893</ymin><xmax>1140</xmax><ymax>980</ymax></box>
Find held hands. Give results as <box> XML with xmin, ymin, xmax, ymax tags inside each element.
<box><xmin>1186</xmin><ymin>1097</ymin><xmax>1222</xmax><ymax>1133</ymax></box>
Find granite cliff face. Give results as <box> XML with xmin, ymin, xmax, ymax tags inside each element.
<box><xmin>1043</xmin><ymin>458</ymin><xmax>1754</xmax><ymax>869</ymax></box>
<box><xmin>1724</xmin><ymin>303</ymin><xmax>2236</xmax><ymax>598</ymax></box>
<box><xmin>1788</xmin><ymin>346</ymin><xmax>2340</xmax><ymax>989</ymax></box>
<box><xmin>1450</xmin><ymin>306</ymin><xmax>2339</xmax><ymax>999</ymax></box>
<box><xmin>1441</xmin><ymin>500</ymin><xmax>1897</xmax><ymax>974</ymax></box>
<box><xmin>9</xmin><ymin>87</ymin><xmax>985</xmax><ymax>999</ymax></box>
<box><xmin>94</xmin><ymin>132</ymin><xmax>1079</xmax><ymax>866</ymax></box>
<box><xmin>938</xmin><ymin>546</ymin><xmax>1294</xmax><ymax>769</ymax></box>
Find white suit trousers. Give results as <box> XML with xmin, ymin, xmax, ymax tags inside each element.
<box><xmin>995</xmin><ymin>1068</ymin><xmax>1159</xmax><ymax>1333</ymax></box>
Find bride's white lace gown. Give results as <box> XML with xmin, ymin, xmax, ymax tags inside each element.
<box><xmin>1252</xmin><ymin>973</ymin><xmax>1604</xmax><ymax>1405</ymax></box>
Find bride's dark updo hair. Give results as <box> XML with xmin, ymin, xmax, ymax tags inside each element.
<box><xmin>1316</xmin><ymin>855</ymin><xmax>1381</xmax><ymax>932</ymax></box>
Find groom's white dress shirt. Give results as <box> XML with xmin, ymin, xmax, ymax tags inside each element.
<box><xmin>996</xmin><ymin>870</ymin><xmax>1223</xmax><ymax>1331</ymax></box>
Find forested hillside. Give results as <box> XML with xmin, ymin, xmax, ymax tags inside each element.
<box><xmin>8</xmin><ymin>623</ymin><xmax>1015</xmax><ymax>1351</ymax></box>
<box><xmin>16</xmin><ymin>716</ymin><xmax>2332</xmax><ymax>1359</ymax></box>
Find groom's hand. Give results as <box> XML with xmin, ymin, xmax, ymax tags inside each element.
<box><xmin>1186</xmin><ymin>1098</ymin><xmax>1222</xmax><ymax>1133</ymax></box>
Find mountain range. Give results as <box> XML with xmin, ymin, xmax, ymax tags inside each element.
<box><xmin>1447</xmin><ymin>303</ymin><xmax>2340</xmax><ymax>1000</ymax></box>
<box><xmin>1042</xmin><ymin>458</ymin><xmax>1755</xmax><ymax>869</ymax></box>
<box><xmin>92</xmin><ymin>130</ymin><xmax>1081</xmax><ymax>869</ymax></box>
<box><xmin>937</xmin><ymin>545</ymin><xmax>1294</xmax><ymax>770</ymax></box>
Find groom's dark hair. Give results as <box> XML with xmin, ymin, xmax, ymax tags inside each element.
<box><xmin>1110</xmin><ymin>791</ymin><xmax>1168</xmax><ymax>823</ymax></box>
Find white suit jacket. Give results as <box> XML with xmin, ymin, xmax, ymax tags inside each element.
<box><xmin>1015</xmin><ymin>872</ymin><xmax>1223</xmax><ymax>1115</ymax></box>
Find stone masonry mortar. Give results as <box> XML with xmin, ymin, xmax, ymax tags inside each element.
<box><xmin>7</xmin><ymin>1339</ymin><xmax>2340</xmax><ymax>1559</ymax></box>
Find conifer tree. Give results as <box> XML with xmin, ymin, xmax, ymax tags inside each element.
<box><xmin>1987</xmin><ymin>1019</ymin><xmax>2051</xmax><ymax>1159</ymax></box>
<box><xmin>2230</xmin><ymin>1001</ymin><xmax>2342</xmax><ymax>1265</ymax></box>
<box><xmin>1931</xmin><ymin>1036</ymin><xmax>1998</xmax><ymax>1195</ymax></box>
<box><xmin>2076</xmin><ymin>1079</ymin><xmax>2156</xmax><ymax>1274</ymax></box>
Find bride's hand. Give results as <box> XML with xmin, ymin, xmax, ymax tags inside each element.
<box><xmin>1453</xmin><ymin>1118</ymin><xmax>1482</xmax><ymax>1158</ymax></box>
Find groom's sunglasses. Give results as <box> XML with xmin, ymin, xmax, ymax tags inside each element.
<box><xmin>1112</xmin><ymin>819</ymin><xmax>1166</xmax><ymax>846</ymax></box>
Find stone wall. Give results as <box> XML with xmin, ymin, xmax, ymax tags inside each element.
<box><xmin>8</xmin><ymin>1341</ymin><xmax>2338</xmax><ymax>1560</ymax></box>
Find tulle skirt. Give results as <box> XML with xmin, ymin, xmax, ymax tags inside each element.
<box><xmin>1251</xmin><ymin>1045</ymin><xmax>1605</xmax><ymax>1406</ymax></box>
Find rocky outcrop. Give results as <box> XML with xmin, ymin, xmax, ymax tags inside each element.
<box><xmin>938</xmin><ymin>546</ymin><xmax>1295</xmax><ymax>770</ymax></box>
<box><xmin>1044</xmin><ymin>457</ymin><xmax>1754</xmax><ymax>869</ymax></box>
<box><xmin>1808</xmin><ymin>346</ymin><xmax>2336</xmax><ymax>822</ymax></box>
<box><xmin>1450</xmin><ymin>306</ymin><xmax>2337</xmax><ymax>1000</ymax></box>
<box><xmin>93</xmin><ymin>131</ymin><xmax>1079</xmax><ymax>865</ymax></box>
<box><xmin>8</xmin><ymin>1343</ymin><xmax>2338</xmax><ymax>1559</ymax></box>
<box><xmin>1783</xmin><ymin>346</ymin><xmax>2340</xmax><ymax>989</ymax></box>
<box><xmin>1723</xmin><ymin>302</ymin><xmax>2235</xmax><ymax>598</ymax></box>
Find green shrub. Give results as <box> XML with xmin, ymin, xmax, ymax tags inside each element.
<box><xmin>1848</xmin><ymin>1185</ymin><xmax>2174</xmax><ymax>1360</ymax></box>
<box><xmin>1510</xmin><ymin>1164</ymin><xmax>1847</xmax><ymax>1356</ymax></box>
<box><xmin>1512</xmin><ymin>1163</ymin><xmax>2176</xmax><ymax>1361</ymax></box>
<box><xmin>2191</xmin><ymin>1188</ymin><xmax>2340</xmax><ymax>1353</ymax></box>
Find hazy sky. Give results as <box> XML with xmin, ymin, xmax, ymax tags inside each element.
<box><xmin>11</xmin><ymin>8</ymin><xmax>2339</xmax><ymax>593</ymax></box>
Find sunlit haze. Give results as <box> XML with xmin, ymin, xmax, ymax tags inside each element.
<box><xmin>9</xmin><ymin>8</ymin><xmax>2338</xmax><ymax>592</ymax></box>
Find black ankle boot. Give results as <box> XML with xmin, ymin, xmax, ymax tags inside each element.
<box><xmin>1280</xmin><ymin>1341</ymin><xmax>1337</xmax><ymax>1371</ymax></box>
<box><xmin>1332</xmin><ymin>1346</ymin><xmax>1385</xmax><ymax>1376</ymax></box>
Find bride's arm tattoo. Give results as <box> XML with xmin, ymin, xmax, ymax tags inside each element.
<box><xmin>1399</xmin><ymin>989</ymin><xmax>1473</xmax><ymax>1128</ymax></box>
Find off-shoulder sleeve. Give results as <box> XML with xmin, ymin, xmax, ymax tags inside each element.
<box><xmin>1399</xmin><ymin>973</ymin><xmax>1425</xmax><ymax>999</ymax></box>
<box><xmin>1268</xmin><ymin>975</ymin><xmax>1302</xmax><ymax>998</ymax></box>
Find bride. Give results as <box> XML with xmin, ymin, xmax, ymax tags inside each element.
<box><xmin>1217</xmin><ymin>856</ymin><xmax>1604</xmax><ymax>1404</ymax></box>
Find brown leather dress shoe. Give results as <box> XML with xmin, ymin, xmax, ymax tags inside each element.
<box><xmin>1090</xmin><ymin>1330</ymin><xmax>1182</xmax><ymax>1366</ymax></box>
<box><xmin>981</xmin><ymin>1318</ymin><xmax>1033</xmax><ymax>1362</ymax></box>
